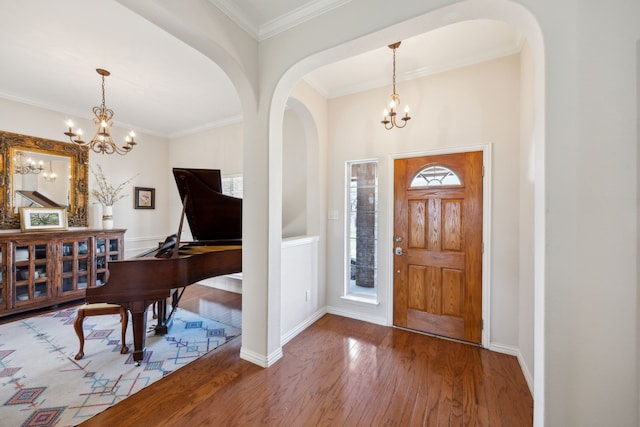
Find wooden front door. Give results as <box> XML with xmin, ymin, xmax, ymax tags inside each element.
<box><xmin>393</xmin><ymin>151</ymin><xmax>483</xmax><ymax>344</ymax></box>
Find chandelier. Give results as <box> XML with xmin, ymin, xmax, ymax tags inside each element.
<box><xmin>43</xmin><ymin>160</ymin><xmax>57</xmax><ymax>182</ymax></box>
<box><xmin>14</xmin><ymin>151</ymin><xmax>43</xmax><ymax>175</ymax></box>
<box><xmin>381</xmin><ymin>42</ymin><xmax>411</xmax><ymax>130</ymax></box>
<box><xmin>64</xmin><ymin>68</ymin><xmax>137</xmax><ymax>155</ymax></box>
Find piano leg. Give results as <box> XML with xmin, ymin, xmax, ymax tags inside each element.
<box><xmin>155</xmin><ymin>299</ymin><xmax>169</xmax><ymax>335</ymax></box>
<box><xmin>129</xmin><ymin>305</ymin><xmax>149</xmax><ymax>365</ymax></box>
<box><xmin>154</xmin><ymin>290</ymin><xmax>179</xmax><ymax>335</ymax></box>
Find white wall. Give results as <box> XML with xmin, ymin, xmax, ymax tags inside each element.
<box><xmin>282</xmin><ymin>109</ymin><xmax>307</xmax><ymax>238</ymax></box>
<box><xmin>288</xmin><ymin>81</ymin><xmax>330</xmax><ymax>311</ymax></box>
<box><xmin>540</xmin><ymin>1</ymin><xmax>638</xmax><ymax>424</ymax></box>
<box><xmin>281</xmin><ymin>236</ymin><xmax>323</xmax><ymax>342</ymax></box>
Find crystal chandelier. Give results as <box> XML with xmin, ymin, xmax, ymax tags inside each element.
<box><xmin>64</xmin><ymin>68</ymin><xmax>138</xmax><ymax>155</ymax></box>
<box><xmin>42</xmin><ymin>160</ymin><xmax>57</xmax><ymax>182</ymax></box>
<box><xmin>14</xmin><ymin>151</ymin><xmax>43</xmax><ymax>175</ymax></box>
<box><xmin>381</xmin><ymin>42</ymin><xmax>411</xmax><ymax>130</ymax></box>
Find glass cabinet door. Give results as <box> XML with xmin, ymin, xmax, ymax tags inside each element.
<box><xmin>95</xmin><ymin>236</ymin><xmax>120</xmax><ymax>286</ymax></box>
<box><xmin>60</xmin><ymin>239</ymin><xmax>90</xmax><ymax>294</ymax></box>
<box><xmin>14</xmin><ymin>243</ymin><xmax>51</xmax><ymax>305</ymax></box>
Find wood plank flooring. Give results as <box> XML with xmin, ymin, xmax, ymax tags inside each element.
<box><xmin>80</xmin><ymin>284</ymin><xmax>533</xmax><ymax>427</ymax></box>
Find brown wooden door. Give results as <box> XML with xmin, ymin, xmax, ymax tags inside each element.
<box><xmin>393</xmin><ymin>151</ymin><xmax>483</xmax><ymax>344</ymax></box>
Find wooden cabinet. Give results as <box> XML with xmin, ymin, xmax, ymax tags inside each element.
<box><xmin>0</xmin><ymin>229</ymin><xmax>125</xmax><ymax>318</ymax></box>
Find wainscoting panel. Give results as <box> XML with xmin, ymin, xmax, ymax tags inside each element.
<box><xmin>281</xmin><ymin>236</ymin><xmax>320</xmax><ymax>342</ymax></box>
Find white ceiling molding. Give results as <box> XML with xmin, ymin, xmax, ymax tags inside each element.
<box><xmin>209</xmin><ymin>0</ymin><xmax>351</xmax><ymax>41</ymax></box>
<box><xmin>168</xmin><ymin>114</ymin><xmax>244</xmax><ymax>139</ymax></box>
<box><xmin>259</xmin><ymin>0</ymin><xmax>351</xmax><ymax>41</ymax></box>
<box><xmin>208</xmin><ymin>0</ymin><xmax>260</xmax><ymax>40</ymax></box>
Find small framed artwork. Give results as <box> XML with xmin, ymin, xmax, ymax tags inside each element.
<box><xmin>135</xmin><ymin>187</ymin><xmax>155</xmax><ymax>209</ymax></box>
<box><xmin>20</xmin><ymin>207</ymin><xmax>68</xmax><ymax>232</ymax></box>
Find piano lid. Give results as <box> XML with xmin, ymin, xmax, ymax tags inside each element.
<box><xmin>173</xmin><ymin>168</ymin><xmax>242</xmax><ymax>242</ymax></box>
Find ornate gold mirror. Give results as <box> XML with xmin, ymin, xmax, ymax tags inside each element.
<box><xmin>0</xmin><ymin>130</ymin><xmax>88</xmax><ymax>229</ymax></box>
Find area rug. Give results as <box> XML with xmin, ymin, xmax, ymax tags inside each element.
<box><xmin>0</xmin><ymin>306</ymin><xmax>240</xmax><ymax>427</ymax></box>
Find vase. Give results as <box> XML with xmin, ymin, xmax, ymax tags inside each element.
<box><xmin>102</xmin><ymin>205</ymin><xmax>114</xmax><ymax>230</ymax></box>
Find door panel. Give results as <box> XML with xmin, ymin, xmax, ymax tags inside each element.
<box><xmin>393</xmin><ymin>151</ymin><xmax>483</xmax><ymax>344</ymax></box>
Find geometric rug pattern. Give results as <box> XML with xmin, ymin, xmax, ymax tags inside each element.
<box><xmin>0</xmin><ymin>306</ymin><xmax>240</xmax><ymax>426</ymax></box>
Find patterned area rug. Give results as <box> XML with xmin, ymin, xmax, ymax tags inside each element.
<box><xmin>0</xmin><ymin>306</ymin><xmax>240</xmax><ymax>427</ymax></box>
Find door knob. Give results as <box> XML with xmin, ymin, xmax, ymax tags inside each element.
<box><xmin>395</xmin><ymin>247</ymin><xmax>404</xmax><ymax>256</ymax></box>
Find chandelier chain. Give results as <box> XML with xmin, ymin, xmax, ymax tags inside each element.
<box><xmin>100</xmin><ymin>73</ymin><xmax>106</xmax><ymax>109</ymax></box>
<box><xmin>392</xmin><ymin>46</ymin><xmax>397</xmax><ymax>95</ymax></box>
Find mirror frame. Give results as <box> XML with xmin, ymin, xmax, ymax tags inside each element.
<box><xmin>0</xmin><ymin>130</ymin><xmax>88</xmax><ymax>230</ymax></box>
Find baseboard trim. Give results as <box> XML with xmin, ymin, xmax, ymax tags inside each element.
<box><xmin>281</xmin><ymin>307</ymin><xmax>327</xmax><ymax>346</ymax></box>
<box><xmin>240</xmin><ymin>345</ymin><xmax>283</xmax><ymax>368</ymax></box>
<box><xmin>489</xmin><ymin>342</ymin><xmax>534</xmax><ymax>395</ymax></box>
<box><xmin>325</xmin><ymin>305</ymin><xmax>388</xmax><ymax>326</ymax></box>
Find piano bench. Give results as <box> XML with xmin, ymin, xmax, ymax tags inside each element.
<box><xmin>73</xmin><ymin>303</ymin><xmax>129</xmax><ymax>360</ymax></box>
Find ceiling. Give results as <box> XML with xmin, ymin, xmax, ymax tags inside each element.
<box><xmin>0</xmin><ymin>0</ymin><xmax>522</xmax><ymax>139</ymax></box>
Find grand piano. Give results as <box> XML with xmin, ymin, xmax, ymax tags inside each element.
<box><xmin>85</xmin><ymin>168</ymin><xmax>242</xmax><ymax>364</ymax></box>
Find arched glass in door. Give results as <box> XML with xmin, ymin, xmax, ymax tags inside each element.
<box><xmin>410</xmin><ymin>165</ymin><xmax>461</xmax><ymax>187</ymax></box>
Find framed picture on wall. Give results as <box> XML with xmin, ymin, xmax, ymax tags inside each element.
<box><xmin>134</xmin><ymin>187</ymin><xmax>155</xmax><ymax>209</ymax></box>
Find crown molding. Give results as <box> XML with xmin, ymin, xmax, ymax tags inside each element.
<box><xmin>259</xmin><ymin>0</ymin><xmax>350</xmax><ymax>41</ymax></box>
<box><xmin>208</xmin><ymin>0</ymin><xmax>259</xmax><ymax>39</ymax></box>
<box><xmin>209</xmin><ymin>0</ymin><xmax>351</xmax><ymax>41</ymax></box>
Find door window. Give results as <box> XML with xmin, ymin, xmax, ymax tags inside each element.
<box><xmin>410</xmin><ymin>165</ymin><xmax>461</xmax><ymax>187</ymax></box>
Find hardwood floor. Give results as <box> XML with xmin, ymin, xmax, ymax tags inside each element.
<box><xmin>79</xmin><ymin>284</ymin><xmax>532</xmax><ymax>426</ymax></box>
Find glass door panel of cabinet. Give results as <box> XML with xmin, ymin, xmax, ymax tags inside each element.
<box><xmin>60</xmin><ymin>239</ymin><xmax>90</xmax><ymax>294</ymax></box>
<box><xmin>96</xmin><ymin>239</ymin><xmax>107</xmax><ymax>255</ymax></box>
<box><xmin>95</xmin><ymin>236</ymin><xmax>120</xmax><ymax>287</ymax></box>
<box><xmin>95</xmin><ymin>238</ymin><xmax>107</xmax><ymax>287</ymax></box>
<box><xmin>14</xmin><ymin>244</ymin><xmax>51</xmax><ymax>304</ymax></box>
<box><xmin>14</xmin><ymin>245</ymin><xmax>30</xmax><ymax>303</ymax></box>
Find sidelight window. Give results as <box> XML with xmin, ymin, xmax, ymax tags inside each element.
<box><xmin>345</xmin><ymin>160</ymin><xmax>378</xmax><ymax>300</ymax></box>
